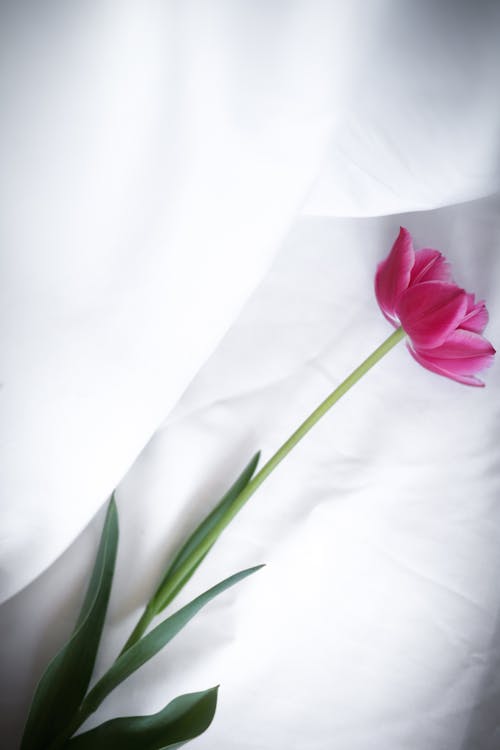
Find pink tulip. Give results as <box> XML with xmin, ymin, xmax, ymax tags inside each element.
<box><xmin>375</xmin><ymin>227</ymin><xmax>495</xmax><ymax>386</ymax></box>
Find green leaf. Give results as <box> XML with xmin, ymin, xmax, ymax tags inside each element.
<box><xmin>152</xmin><ymin>452</ymin><xmax>260</xmax><ymax>612</ymax></box>
<box><xmin>82</xmin><ymin>566</ymin><xmax>263</xmax><ymax>717</ymax></box>
<box><xmin>64</xmin><ymin>687</ymin><xmax>219</xmax><ymax>750</ymax></box>
<box><xmin>20</xmin><ymin>497</ymin><xmax>119</xmax><ymax>750</ymax></box>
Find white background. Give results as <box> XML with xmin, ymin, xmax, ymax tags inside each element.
<box><xmin>1</xmin><ymin>2</ymin><xmax>500</xmax><ymax>748</ymax></box>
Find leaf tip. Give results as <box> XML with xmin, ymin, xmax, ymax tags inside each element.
<box><xmin>243</xmin><ymin>563</ymin><xmax>266</xmax><ymax>577</ymax></box>
<box><xmin>107</xmin><ymin>494</ymin><xmax>119</xmax><ymax>529</ymax></box>
<box><xmin>246</xmin><ymin>450</ymin><xmax>261</xmax><ymax>478</ymax></box>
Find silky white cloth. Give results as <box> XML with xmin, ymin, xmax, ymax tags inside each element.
<box><xmin>2</xmin><ymin>204</ymin><xmax>500</xmax><ymax>750</ymax></box>
<box><xmin>1</xmin><ymin>2</ymin><xmax>500</xmax><ymax>749</ymax></box>
<box><xmin>2</xmin><ymin>0</ymin><xmax>499</xmax><ymax>603</ymax></box>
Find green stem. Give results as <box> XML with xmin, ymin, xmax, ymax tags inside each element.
<box><xmin>124</xmin><ymin>327</ymin><xmax>405</xmax><ymax>648</ymax></box>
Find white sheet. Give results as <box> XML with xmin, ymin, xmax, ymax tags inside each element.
<box><xmin>1</xmin><ymin>2</ymin><xmax>500</xmax><ymax>749</ymax></box>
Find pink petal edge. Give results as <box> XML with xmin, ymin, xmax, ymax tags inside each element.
<box><xmin>419</xmin><ymin>329</ymin><xmax>496</xmax><ymax>360</ymax></box>
<box><xmin>460</xmin><ymin>294</ymin><xmax>489</xmax><ymax>334</ymax></box>
<box><xmin>375</xmin><ymin>227</ymin><xmax>414</xmax><ymax>323</ymax></box>
<box><xmin>407</xmin><ymin>344</ymin><xmax>486</xmax><ymax>387</ymax></box>
<box><xmin>410</xmin><ymin>248</ymin><xmax>452</xmax><ymax>285</ymax></box>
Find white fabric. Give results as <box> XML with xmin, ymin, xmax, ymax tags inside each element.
<box><xmin>1</xmin><ymin>2</ymin><xmax>500</xmax><ymax>749</ymax></box>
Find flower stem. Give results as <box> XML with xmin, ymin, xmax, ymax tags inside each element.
<box><xmin>123</xmin><ymin>326</ymin><xmax>405</xmax><ymax>649</ymax></box>
<box><xmin>230</xmin><ymin>326</ymin><xmax>406</xmax><ymax>499</ymax></box>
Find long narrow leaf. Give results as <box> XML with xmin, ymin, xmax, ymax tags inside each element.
<box><xmin>152</xmin><ymin>452</ymin><xmax>260</xmax><ymax>613</ymax></box>
<box><xmin>20</xmin><ymin>497</ymin><xmax>119</xmax><ymax>750</ymax></box>
<box><xmin>82</xmin><ymin>565</ymin><xmax>263</xmax><ymax>716</ymax></box>
<box><xmin>64</xmin><ymin>687</ymin><xmax>218</xmax><ymax>750</ymax></box>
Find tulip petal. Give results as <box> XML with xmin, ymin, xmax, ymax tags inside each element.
<box><xmin>396</xmin><ymin>281</ymin><xmax>467</xmax><ymax>349</ymax></box>
<box><xmin>460</xmin><ymin>294</ymin><xmax>489</xmax><ymax>334</ymax></box>
<box><xmin>375</xmin><ymin>227</ymin><xmax>414</xmax><ymax>324</ymax></box>
<box><xmin>410</xmin><ymin>249</ymin><xmax>452</xmax><ymax>285</ymax></box>
<box><xmin>407</xmin><ymin>344</ymin><xmax>486</xmax><ymax>386</ymax></box>
<box><xmin>422</xmin><ymin>329</ymin><xmax>495</xmax><ymax>362</ymax></box>
<box><xmin>408</xmin><ymin>330</ymin><xmax>495</xmax><ymax>386</ymax></box>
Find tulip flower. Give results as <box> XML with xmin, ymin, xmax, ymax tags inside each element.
<box><xmin>375</xmin><ymin>227</ymin><xmax>495</xmax><ymax>386</ymax></box>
